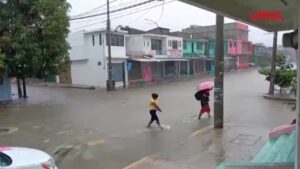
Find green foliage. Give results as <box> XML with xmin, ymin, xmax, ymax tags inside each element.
<box><xmin>258</xmin><ymin>55</ymin><xmax>296</xmax><ymax>89</ymax></box>
<box><xmin>259</xmin><ymin>55</ymin><xmax>297</xmax><ymax>112</ymax></box>
<box><xmin>276</xmin><ymin>54</ymin><xmax>286</xmax><ymax>67</ymax></box>
<box><xmin>0</xmin><ymin>0</ymin><xmax>70</xmax><ymax>79</ymax></box>
<box><xmin>287</xmin><ymin>78</ymin><xmax>297</xmax><ymax>111</ymax></box>
<box><xmin>0</xmin><ymin>51</ymin><xmax>6</xmax><ymax>77</ymax></box>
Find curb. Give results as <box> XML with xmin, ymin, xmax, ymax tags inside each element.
<box><xmin>263</xmin><ymin>94</ymin><xmax>296</xmax><ymax>101</ymax></box>
<box><xmin>27</xmin><ymin>83</ymin><xmax>96</xmax><ymax>90</ymax></box>
<box><xmin>58</xmin><ymin>84</ymin><xmax>96</xmax><ymax>90</ymax></box>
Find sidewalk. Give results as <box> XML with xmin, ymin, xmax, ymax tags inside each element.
<box><xmin>123</xmin><ymin>123</ymin><xmax>269</xmax><ymax>169</ymax></box>
<box><xmin>25</xmin><ymin>68</ymin><xmax>255</xmax><ymax>90</ymax></box>
<box><xmin>263</xmin><ymin>93</ymin><xmax>295</xmax><ymax>101</ymax></box>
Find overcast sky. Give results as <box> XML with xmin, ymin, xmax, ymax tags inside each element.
<box><xmin>67</xmin><ymin>0</ymin><xmax>289</xmax><ymax>47</ymax></box>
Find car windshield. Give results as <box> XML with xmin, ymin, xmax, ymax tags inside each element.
<box><xmin>0</xmin><ymin>152</ymin><xmax>12</xmax><ymax>166</ymax></box>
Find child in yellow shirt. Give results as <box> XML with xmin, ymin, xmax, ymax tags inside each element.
<box><xmin>147</xmin><ymin>93</ymin><xmax>163</xmax><ymax>129</ymax></box>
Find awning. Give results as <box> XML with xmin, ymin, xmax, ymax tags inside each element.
<box><xmin>105</xmin><ymin>55</ymin><xmax>129</xmax><ymax>59</ymax></box>
<box><xmin>156</xmin><ymin>58</ymin><xmax>189</xmax><ymax>62</ymax></box>
<box><xmin>130</xmin><ymin>58</ymin><xmax>159</xmax><ymax>62</ymax></box>
<box><xmin>129</xmin><ymin>57</ymin><xmax>189</xmax><ymax>62</ymax></box>
<box><xmin>188</xmin><ymin>56</ymin><xmax>213</xmax><ymax>60</ymax></box>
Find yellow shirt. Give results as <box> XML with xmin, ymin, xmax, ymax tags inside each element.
<box><xmin>149</xmin><ymin>98</ymin><xmax>159</xmax><ymax>110</ymax></box>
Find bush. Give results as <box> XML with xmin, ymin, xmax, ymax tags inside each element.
<box><xmin>258</xmin><ymin>55</ymin><xmax>296</xmax><ymax>90</ymax></box>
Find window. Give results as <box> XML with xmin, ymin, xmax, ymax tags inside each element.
<box><xmin>179</xmin><ymin>41</ymin><xmax>181</xmax><ymax>48</ymax></box>
<box><xmin>92</xmin><ymin>35</ymin><xmax>95</xmax><ymax>46</ymax></box>
<box><xmin>0</xmin><ymin>152</ymin><xmax>12</xmax><ymax>166</ymax></box>
<box><xmin>106</xmin><ymin>34</ymin><xmax>124</xmax><ymax>46</ymax></box>
<box><xmin>172</xmin><ymin>40</ymin><xmax>178</xmax><ymax>49</ymax></box>
<box><xmin>229</xmin><ymin>41</ymin><xmax>232</xmax><ymax>48</ymax></box>
<box><xmin>151</xmin><ymin>39</ymin><xmax>162</xmax><ymax>51</ymax></box>
<box><xmin>99</xmin><ymin>34</ymin><xmax>102</xmax><ymax>45</ymax></box>
<box><xmin>183</xmin><ymin>40</ymin><xmax>187</xmax><ymax>49</ymax></box>
<box><xmin>234</xmin><ymin>42</ymin><xmax>237</xmax><ymax>47</ymax></box>
<box><xmin>197</xmin><ymin>42</ymin><xmax>203</xmax><ymax>50</ymax></box>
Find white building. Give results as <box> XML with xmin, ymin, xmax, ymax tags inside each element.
<box><xmin>67</xmin><ymin>29</ymin><xmax>128</xmax><ymax>87</ymax></box>
<box><xmin>126</xmin><ymin>33</ymin><xmax>184</xmax><ymax>58</ymax></box>
<box><xmin>125</xmin><ymin>32</ymin><xmax>189</xmax><ymax>84</ymax></box>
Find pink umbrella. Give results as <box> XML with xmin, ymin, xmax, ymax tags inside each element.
<box><xmin>197</xmin><ymin>81</ymin><xmax>214</xmax><ymax>91</ymax></box>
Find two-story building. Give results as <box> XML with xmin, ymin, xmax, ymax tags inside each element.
<box><xmin>170</xmin><ymin>31</ymin><xmax>211</xmax><ymax>76</ymax></box>
<box><xmin>125</xmin><ymin>29</ymin><xmax>188</xmax><ymax>85</ymax></box>
<box><xmin>183</xmin><ymin>22</ymin><xmax>253</xmax><ymax>69</ymax></box>
<box><xmin>67</xmin><ymin>29</ymin><xmax>128</xmax><ymax>88</ymax></box>
<box><xmin>0</xmin><ymin>74</ymin><xmax>12</xmax><ymax>102</ymax></box>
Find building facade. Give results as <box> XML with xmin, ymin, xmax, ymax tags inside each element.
<box><xmin>252</xmin><ymin>43</ymin><xmax>272</xmax><ymax>67</ymax></box>
<box><xmin>67</xmin><ymin>29</ymin><xmax>128</xmax><ymax>88</ymax></box>
<box><xmin>125</xmin><ymin>32</ymin><xmax>188</xmax><ymax>85</ymax></box>
<box><xmin>182</xmin><ymin>22</ymin><xmax>253</xmax><ymax>69</ymax></box>
<box><xmin>0</xmin><ymin>74</ymin><xmax>12</xmax><ymax>102</ymax></box>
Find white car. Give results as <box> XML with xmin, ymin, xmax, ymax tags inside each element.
<box><xmin>0</xmin><ymin>147</ymin><xmax>57</xmax><ymax>169</ymax></box>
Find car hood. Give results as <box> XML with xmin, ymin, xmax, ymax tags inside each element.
<box><xmin>1</xmin><ymin>147</ymin><xmax>52</xmax><ymax>167</ymax></box>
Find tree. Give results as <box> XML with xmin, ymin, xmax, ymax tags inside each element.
<box><xmin>259</xmin><ymin>55</ymin><xmax>296</xmax><ymax>92</ymax></box>
<box><xmin>0</xmin><ymin>51</ymin><xmax>6</xmax><ymax>78</ymax></box>
<box><xmin>268</xmin><ymin>31</ymin><xmax>277</xmax><ymax>95</ymax></box>
<box><xmin>288</xmin><ymin>78</ymin><xmax>297</xmax><ymax>111</ymax></box>
<box><xmin>0</xmin><ymin>0</ymin><xmax>70</xmax><ymax>98</ymax></box>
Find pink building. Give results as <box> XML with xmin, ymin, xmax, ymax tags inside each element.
<box><xmin>183</xmin><ymin>22</ymin><xmax>254</xmax><ymax>68</ymax></box>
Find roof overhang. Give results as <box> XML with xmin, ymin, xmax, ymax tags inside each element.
<box><xmin>179</xmin><ymin>0</ymin><xmax>297</xmax><ymax>32</ymax></box>
<box><xmin>105</xmin><ymin>56</ymin><xmax>129</xmax><ymax>59</ymax></box>
<box><xmin>130</xmin><ymin>57</ymin><xmax>188</xmax><ymax>62</ymax></box>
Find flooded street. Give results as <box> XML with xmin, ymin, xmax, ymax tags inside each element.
<box><xmin>0</xmin><ymin>69</ymin><xmax>294</xmax><ymax>169</ymax></box>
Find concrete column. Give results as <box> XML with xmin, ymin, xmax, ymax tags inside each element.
<box><xmin>178</xmin><ymin>61</ymin><xmax>181</xmax><ymax>78</ymax></box>
<box><xmin>162</xmin><ymin>62</ymin><xmax>165</xmax><ymax>77</ymax></box>
<box><xmin>296</xmin><ymin>2</ymin><xmax>300</xmax><ymax>168</ymax></box>
<box><xmin>214</xmin><ymin>14</ymin><xmax>224</xmax><ymax>129</ymax></box>
<box><xmin>187</xmin><ymin>60</ymin><xmax>190</xmax><ymax>77</ymax></box>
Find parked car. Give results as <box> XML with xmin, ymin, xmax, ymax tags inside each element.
<box><xmin>0</xmin><ymin>147</ymin><xmax>57</xmax><ymax>169</ymax></box>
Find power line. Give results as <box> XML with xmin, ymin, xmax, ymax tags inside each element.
<box><xmin>108</xmin><ymin>0</ymin><xmax>175</xmax><ymax>22</ymax></box>
<box><xmin>71</xmin><ymin>22</ymin><xmax>102</xmax><ymax>32</ymax></box>
<box><xmin>71</xmin><ymin>2</ymin><xmax>156</xmax><ymax>24</ymax></box>
<box><xmin>70</xmin><ymin>0</ymin><xmax>176</xmax><ymax>31</ymax></box>
<box><xmin>71</xmin><ymin>0</ymin><xmax>145</xmax><ymax>19</ymax></box>
<box><xmin>70</xmin><ymin>0</ymin><xmax>155</xmax><ymax>21</ymax></box>
<box><xmin>71</xmin><ymin>0</ymin><xmax>118</xmax><ymax>19</ymax></box>
<box><xmin>156</xmin><ymin>0</ymin><xmax>164</xmax><ymax>22</ymax></box>
<box><xmin>125</xmin><ymin>5</ymin><xmax>154</xmax><ymax>25</ymax></box>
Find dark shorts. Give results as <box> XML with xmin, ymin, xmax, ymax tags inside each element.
<box><xmin>150</xmin><ymin>109</ymin><xmax>159</xmax><ymax>121</ymax></box>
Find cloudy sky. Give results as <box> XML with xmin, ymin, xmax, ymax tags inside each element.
<box><xmin>67</xmin><ymin>0</ymin><xmax>288</xmax><ymax>47</ymax></box>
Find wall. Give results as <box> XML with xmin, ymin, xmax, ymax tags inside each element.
<box><xmin>183</xmin><ymin>40</ymin><xmax>193</xmax><ymax>56</ymax></box>
<box><xmin>0</xmin><ymin>75</ymin><xmax>11</xmax><ymax>102</ymax></box>
<box><xmin>183</xmin><ymin>40</ymin><xmax>206</xmax><ymax>57</ymax></box>
<box><xmin>69</xmin><ymin>31</ymin><xmax>127</xmax><ymax>87</ymax></box>
<box><xmin>166</xmin><ymin>36</ymin><xmax>183</xmax><ymax>57</ymax></box>
<box><xmin>227</xmin><ymin>39</ymin><xmax>238</xmax><ymax>55</ymax></box>
<box><xmin>67</xmin><ymin>31</ymin><xmax>87</xmax><ymax>61</ymax></box>
<box><xmin>126</xmin><ymin>35</ymin><xmax>144</xmax><ymax>56</ymax></box>
<box><xmin>70</xmin><ymin>32</ymin><xmax>106</xmax><ymax>87</ymax></box>
<box><xmin>146</xmin><ymin>35</ymin><xmax>168</xmax><ymax>56</ymax></box>
<box><xmin>207</xmin><ymin>39</ymin><xmax>227</xmax><ymax>58</ymax></box>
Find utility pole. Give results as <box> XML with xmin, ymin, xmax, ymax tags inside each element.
<box><xmin>106</xmin><ymin>0</ymin><xmax>115</xmax><ymax>91</ymax></box>
<box><xmin>269</xmin><ymin>31</ymin><xmax>277</xmax><ymax>95</ymax></box>
<box><xmin>214</xmin><ymin>14</ymin><xmax>224</xmax><ymax>129</ymax></box>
